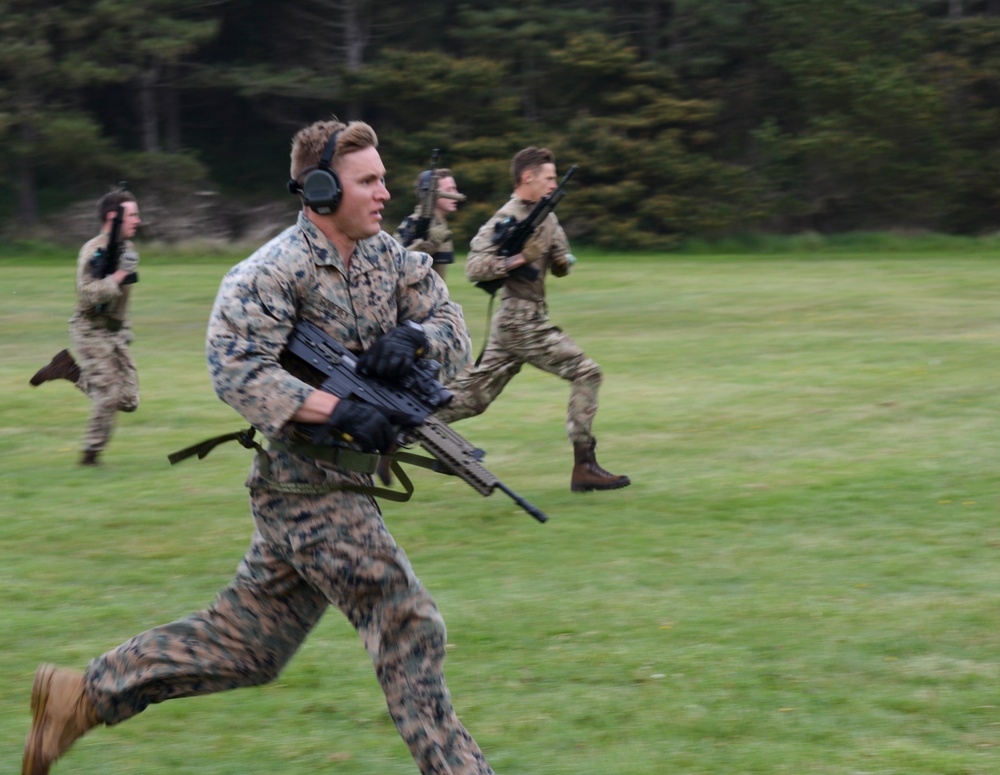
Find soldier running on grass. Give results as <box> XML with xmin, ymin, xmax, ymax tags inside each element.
<box><xmin>436</xmin><ymin>147</ymin><xmax>631</xmax><ymax>493</ymax></box>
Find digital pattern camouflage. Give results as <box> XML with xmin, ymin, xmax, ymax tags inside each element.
<box><xmin>83</xmin><ymin>212</ymin><xmax>493</xmax><ymax>774</ymax></box>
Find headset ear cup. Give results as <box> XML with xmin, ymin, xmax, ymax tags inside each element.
<box><xmin>301</xmin><ymin>168</ymin><xmax>342</xmax><ymax>215</ymax></box>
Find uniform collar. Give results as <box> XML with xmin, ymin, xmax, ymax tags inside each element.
<box><xmin>297</xmin><ymin>211</ymin><xmax>379</xmax><ymax>276</ymax></box>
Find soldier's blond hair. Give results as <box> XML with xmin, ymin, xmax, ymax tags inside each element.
<box><xmin>289</xmin><ymin>118</ymin><xmax>379</xmax><ymax>183</ymax></box>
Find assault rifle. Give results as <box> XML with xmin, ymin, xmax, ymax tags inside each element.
<box><xmin>396</xmin><ymin>149</ymin><xmax>465</xmax><ymax>247</ymax></box>
<box><xmin>90</xmin><ymin>181</ymin><xmax>137</xmax><ymax>285</ymax></box>
<box><xmin>284</xmin><ymin>319</ymin><xmax>547</xmax><ymax>522</ymax></box>
<box><xmin>475</xmin><ymin>164</ymin><xmax>578</xmax><ymax>296</ymax></box>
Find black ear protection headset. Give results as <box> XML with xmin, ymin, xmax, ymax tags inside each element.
<box><xmin>287</xmin><ymin>129</ymin><xmax>343</xmax><ymax>214</ymax></box>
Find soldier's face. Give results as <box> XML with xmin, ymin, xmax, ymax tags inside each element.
<box><xmin>436</xmin><ymin>176</ymin><xmax>459</xmax><ymax>214</ymax></box>
<box><xmin>120</xmin><ymin>202</ymin><xmax>141</xmax><ymax>239</ymax></box>
<box><xmin>106</xmin><ymin>201</ymin><xmax>141</xmax><ymax>239</ymax></box>
<box><xmin>332</xmin><ymin>146</ymin><xmax>390</xmax><ymax>241</ymax></box>
<box><xmin>523</xmin><ymin>163</ymin><xmax>557</xmax><ymax>202</ymax></box>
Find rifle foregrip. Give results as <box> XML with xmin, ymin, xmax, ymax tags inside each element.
<box><xmin>416</xmin><ymin>417</ymin><xmax>547</xmax><ymax>522</ymax></box>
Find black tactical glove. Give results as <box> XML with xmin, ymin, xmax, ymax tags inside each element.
<box><xmin>320</xmin><ymin>398</ymin><xmax>395</xmax><ymax>453</ymax></box>
<box><xmin>357</xmin><ymin>322</ymin><xmax>427</xmax><ymax>381</ymax></box>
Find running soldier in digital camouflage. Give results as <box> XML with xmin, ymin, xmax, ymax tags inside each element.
<box><xmin>436</xmin><ymin>147</ymin><xmax>631</xmax><ymax>493</ymax></box>
<box><xmin>394</xmin><ymin>167</ymin><xmax>465</xmax><ymax>281</ymax></box>
<box><xmin>29</xmin><ymin>190</ymin><xmax>142</xmax><ymax>466</ymax></box>
<box><xmin>21</xmin><ymin>119</ymin><xmax>495</xmax><ymax>775</ymax></box>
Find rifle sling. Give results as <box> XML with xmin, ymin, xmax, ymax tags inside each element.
<box><xmin>168</xmin><ymin>427</ymin><xmax>450</xmax><ymax>502</ymax></box>
<box><xmin>474</xmin><ymin>292</ymin><xmax>497</xmax><ymax>366</ymax></box>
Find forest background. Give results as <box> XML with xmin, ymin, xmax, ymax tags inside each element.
<box><xmin>5</xmin><ymin>0</ymin><xmax>1000</xmax><ymax>249</ymax></box>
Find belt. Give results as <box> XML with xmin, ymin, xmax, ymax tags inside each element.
<box><xmin>167</xmin><ymin>426</ymin><xmax>422</xmax><ymax>501</ymax></box>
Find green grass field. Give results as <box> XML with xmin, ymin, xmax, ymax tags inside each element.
<box><xmin>2</xmin><ymin>244</ymin><xmax>999</xmax><ymax>774</ymax></box>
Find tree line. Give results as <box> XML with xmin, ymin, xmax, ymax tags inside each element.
<box><xmin>4</xmin><ymin>0</ymin><xmax>1000</xmax><ymax>248</ymax></box>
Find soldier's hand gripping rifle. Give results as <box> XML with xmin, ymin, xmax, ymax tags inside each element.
<box><xmin>475</xmin><ymin>164</ymin><xmax>578</xmax><ymax>296</ymax></box>
<box><xmin>396</xmin><ymin>149</ymin><xmax>466</xmax><ymax>248</ymax></box>
<box><xmin>90</xmin><ymin>181</ymin><xmax>138</xmax><ymax>285</ymax></box>
<box><xmin>284</xmin><ymin>319</ymin><xmax>548</xmax><ymax>523</ymax></box>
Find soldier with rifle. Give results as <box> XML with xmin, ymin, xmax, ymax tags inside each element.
<box><xmin>21</xmin><ymin>119</ymin><xmax>503</xmax><ymax>775</ymax></box>
<box><xmin>28</xmin><ymin>185</ymin><xmax>141</xmax><ymax>466</ymax></box>
<box><xmin>436</xmin><ymin>147</ymin><xmax>631</xmax><ymax>493</ymax></box>
<box><xmin>394</xmin><ymin>149</ymin><xmax>466</xmax><ymax>280</ymax></box>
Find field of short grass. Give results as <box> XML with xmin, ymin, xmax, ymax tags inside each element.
<box><xmin>2</xmin><ymin>243</ymin><xmax>999</xmax><ymax>773</ymax></box>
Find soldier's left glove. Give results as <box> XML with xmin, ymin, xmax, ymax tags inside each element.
<box><xmin>357</xmin><ymin>322</ymin><xmax>427</xmax><ymax>381</ymax></box>
<box><xmin>407</xmin><ymin>238</ymin><xmax>436</xmax><ymax>253</ymax></box>
<box><xmin>428</xmin><ymin>221</ymin><xmax>452</xmax><ymax>245</ymax></box>
<box><xmin>119</xmin><ymin>249</ymin><xmax>139</xmax><ymax>285</ymax></box>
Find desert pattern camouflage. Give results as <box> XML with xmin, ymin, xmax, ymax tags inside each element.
<box><xmin>83</xmin><ymin>212</ymin><xmax>492</xmax><ymax>774</ymax></box>
<box><xmin>437</xmin><ymin>197</ymin><xmax>600</xmax><ymax>444</ymax></box>
<box><xmin>70</xmin><ymin>233</ymin><xmax>140</xmax><ymax>452</ymax></box>
<box><xmin>395</xmin><ymin>211</ymin><xmax>456</xmax><ymax>266</ymax></box>
<box><xmin>69</xmin><ymin>321</ymin><xmax>139</xmax><ymax>452</ymax></box>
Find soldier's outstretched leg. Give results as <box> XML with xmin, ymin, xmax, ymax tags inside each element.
<box><xmin>29</xmin><ymin>350</ymin><xmax>80</xmax><ymax>388</ymax></box>
<box><xmin>22</xmin><ymin>664</ymin><xmax>101</xmax><ymax>775</ymax></box>
<box><xmin>571</xmin><ymin>439</ymin><xmax>631</xmax><ymax>492</ymax></box>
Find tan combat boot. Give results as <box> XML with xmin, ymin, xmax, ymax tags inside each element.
<box><xmin>29</xmin><ymin>350</ymin><xmax>80</xmax><ymax>387</ymax></box>
<box><xmin>571</xmin><ymin>440</ymin><xmax>631</xmax><ymax>492</ymax></box>
<box><xmin>22</xmin><ymin>664</ymin><xmax>101</xmax><ymax>775</ymax></box>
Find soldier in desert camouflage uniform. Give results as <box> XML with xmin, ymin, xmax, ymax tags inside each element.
<box><xmin>22</xmin><ymin>119</ymin><xmax>495</xmax><ymax>775</ymax></box>
<box><xmin>394</xmin><ymin>167</ymin><xmax>465</xmax><ymax>281</ymax></box>
<box><xmin>436</xmin><ymin>147</ymin><xmax>631</xmax><ymax>493</ymax></box>
<box><xmin>29</xmin><ymin>190</ymin><xmax>142</xmax><ymax>466</ymax></box>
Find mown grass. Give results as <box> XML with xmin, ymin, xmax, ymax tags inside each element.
<box><xmin>2</xmin><ymin>242</ymin><xmax>999</xmax><ymax>774</ymax></box>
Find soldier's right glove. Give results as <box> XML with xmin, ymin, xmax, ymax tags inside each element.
<box><xmin>319</xmin><ymin>398</ymin><xmax>395</xmax><ymax>453</ymax></box>
<box><xmin>520</xmin><ymin>231</ymin><xmax>546</xmax><ymax>264</ymax></box>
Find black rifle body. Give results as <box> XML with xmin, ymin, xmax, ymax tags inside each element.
<box><xmin>284</xmin><ymin>320</ymin><xmax>547</xmax><ymax>522</ymax></box>
<box><xmin>90</xmin><ymin>203</ymin><xmax>125</xmax><ymax>280</ymax></box>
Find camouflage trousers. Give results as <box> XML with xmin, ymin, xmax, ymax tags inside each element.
<box><xmin>438</xmin><ymin>298</ymin><xmax>601</xmax><ymax>444</ymax></box>
<box><xmin>84</xmin><ymin>486</ymin><xmax>494</xmax><ymax>775</ymax></box>
<box><xmin>69</xmin><ymin>319</ymin><xmax>139</xmax><ymax>453</ymax></box>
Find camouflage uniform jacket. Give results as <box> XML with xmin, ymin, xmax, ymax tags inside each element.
<box><xmin>74</xmin><ymin>233</ymin><xmax>138</xmax><ymax>327</ymax></box>
<box><xmin>464</xmin><ymin>195</ymin><xmax>572</xmax><ymax>305</ymax></box>
<box><xmin>207</xmin><ymin>211</ymin><xmax>471</xmax><ymax>489</ymax></box>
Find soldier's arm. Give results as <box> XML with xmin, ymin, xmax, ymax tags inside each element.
<box><xmin>75</xmin><ymin>241</ymin><xmax>124</xmax><ymax>309</ymax></box>
<box><xmin>464</xmin><ymin>213</ymin><xmax>514</xmax><ymax>283</ymax></box>
<box><xmin>206</xmin><ymin>251</ymin><xmax>315</xmax><ymax>438</ymax></box>
<box><xmin>388</xmin><ymin>236</ymin><xmax>472</xmax><ymax>382</ymax></box>
<box><xmin>547</xmin><ymin>214</ymin><xmax>573</xmax><ymax>278</ymax></box>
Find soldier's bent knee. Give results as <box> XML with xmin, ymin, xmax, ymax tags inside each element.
<box><xmin>575</xmin><ymin>358</ymin><xmax>602</xmax><ymax>385</ymax></box>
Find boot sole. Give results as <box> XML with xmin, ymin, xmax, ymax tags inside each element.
<box><xmin>23</xmin><ymin>663</ymin><xmax>56</xmax><ymax>775</ymax></box>
<box><xmin>571</xmin><ymin>478</ymin><xmax>631</xmax><ymax>492</ymax></box>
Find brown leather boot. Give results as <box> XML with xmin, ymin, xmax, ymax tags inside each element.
<box><xmin>79</xmin><ymin>450</ymin><xmax>100</xmax><ymax>467</ymax></box>
<box><xmin>29</xmin><ymin>350</ymin><xmax>80</xmax><ymax>387</ymax></box>
<box><xmin>22</xmin><ymin>664</ymin><xmax>101</xmax><ymax>775</ymax></box>
<box><xmin>571</xmin><ymin>440</ymin><xmax>631</xmax><ymax>492</ymax></box>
